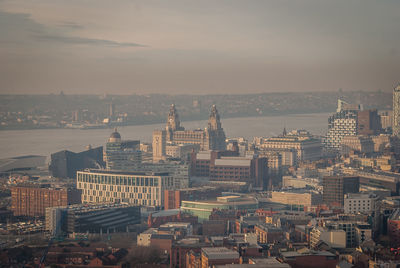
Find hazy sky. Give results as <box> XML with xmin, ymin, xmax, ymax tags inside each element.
<box><xmin>0</xmin><ymin>0</ymin><xmax>399</xmax><ymax>95</ymax></box>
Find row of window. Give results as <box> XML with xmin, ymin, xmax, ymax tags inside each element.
<box><xmin>83</xmin><ymin>195</ymin><xmax>158</xmax><ymax>206</ymax></box>
<box><xmin>77</xmin><ymin>173</ymin><xmax>161</xmax><ymax>186</ymax></box>
<box><xmin>78</xmin><ymin>183</ymin><xmax>160</xmax><ymax>194</ymax></box>
<box><xmin>82</xmin><ymin>189</ymin><xmax>156</xmax><ymax>200</ymax></box>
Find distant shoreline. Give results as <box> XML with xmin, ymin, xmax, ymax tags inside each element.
<box><xmin>0</xmin><ymin>110</ymin><xmax>332</xmax><ymax>132</ymax></box>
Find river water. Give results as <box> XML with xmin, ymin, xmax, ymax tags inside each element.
<box><xmin>0</xmin><ymin>112</ymin><xmax>330</xmax><ymax>160</ymax></box>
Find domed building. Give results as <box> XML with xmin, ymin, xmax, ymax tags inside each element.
<box><xmin>108</xmin><ymin>128</ymin><xmax>122</xmax><ymax>143</ymax></box>
<box><xmin>104</xmin><ymin>128</ymin><xmax>141</xmax><ymax>170</ymax></box>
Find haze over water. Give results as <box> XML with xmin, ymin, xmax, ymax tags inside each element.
<box><xmin>0</xmin><ymin>113</ymin><xmax>329</xmax><ymax>161</ymax></box>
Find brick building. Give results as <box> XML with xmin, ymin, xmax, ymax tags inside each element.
<box><xmin>164</xmin><ymin>187</ymin><xmax>222</xmax><ymax>210</ymax></box>
<box><xmin>190</xmin><ymin>151</ymin><xmax>269</xmax><ymax>189</ymax></box>
<box><xmin>254</xmin><ymin>223</ymin><xmax>283</xmax><ymax>244</ymax></box>
<box><xmin>388</xmin><ymin>208</ymin><xmax>400</xmax><ymax>247</ymax></box>
<box><xmin>200</xmin><ymin>247</ymin><xmax>240</xmax><ymax>268</ymax></box>
<box><xmin>11</xmin><ymin>186</ymin><xmax>81</xmax><ymax>217</ymax></box>
<box><xmin>322</xmin><ymin>176</ymin><xmax>359</xmax><ymax>207</ymax></box>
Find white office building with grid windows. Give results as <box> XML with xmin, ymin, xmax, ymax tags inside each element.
<box><xmin>77</xmin><ymin>169</ymin><xmax>175</xmax><ymax>207</ymax></box>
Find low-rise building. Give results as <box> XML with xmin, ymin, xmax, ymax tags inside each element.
<box><xmin>45</xmin><ymin>203</ymin><xmax>141</xmax><ymax>235</ymax></box>
<box><xmin>388</xmin><ymin>208</ymin><xmax>400</xmax><ymax>247</ymax></box>
<box><xmin>254</xmin><ymin>223</ymin><xmax>283</xmax><ymax>244</ymax></box>
<box><xmin>270</xmin><ymin>189</ymin><xmax>322</xmax><ymax>208</ymax></box>
<box><xmin>344</xmin><ymin>193</ymin><xmax>378</xmax><ymax>214</ymax></box>
<box><xmin>280</xmin><ymin>249</ymin><xmax>338</xmax><ymax>268</ymax></box>
<box><xmin>181</xmin><ymin>195</ymin><xmax>258</xmax><ymax>223</ymax></box>
<box><xmin>11</xmin><ymin>186</ymin><xmax>81</xmax><ymax>217</ymax></box>
<box><xmin>310</xmin><ymin>227</ymin><xmax>346</xmax><ymax>249</ymax></box>
<box><xmin>201</xmin><ymin>247</ymin><xmax>240</xmax><ymax>268</ymax></box>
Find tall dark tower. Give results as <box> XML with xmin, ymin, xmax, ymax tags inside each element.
<box><xmin>208</xmin><ymin>105</ymin><xmax>222</xmax><ymax>131</ymax></box>
<box><xmin>393</xmin><ymin>85</ymin><xmax>400</xmax><ymax>137</ymax></box>
<box><xmin>109</xmin><ymin>102</ymin><xmax>115</xmax><ymax>119</ymax></box>
<box><xmin>207</xmin><ymin>105</ymin><xmax>226</xmax><ymax>150</ymax></box>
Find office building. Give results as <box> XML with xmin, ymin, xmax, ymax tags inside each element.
<box><xmin>140</xmin><ymin>161</ymin><xmax>190</xmax><ymax>189</ymax></box>
<box><xmin>46</xmin><ymin>203</ymin><xmax>140</xmax><ymax>235</ymax></box>
<box><xmin>165</xmin><ymin>143</ymin><xmax>200</xmax><ymax>160</ymax></box>
<box><xmin>270</xmin><ymin>189</ymin><xmax>322</xmax><ymax>208</ymax></box>
<box><xmin>379</xmin><ymin>110</ymin><xmax>392</xmax><ymax>130</ymax></box>
<box><xmin>344</xmin><ymin>193</ymin><xmax>378</xmax><ymax>214</ymax></box>
<box><xmin>76</xmin><ymin>169</ymin><xmax>175</xmax><ymax>207</ymax></box>
<box><xmin>190</xmin><ymin>150</ymin><xmax>269</xmax><ymax>189</ymax></box>
<box><xmin>154</xmin><ymin>104</ymin><xmax>226</xmax><ymax>155</ymax></box>
<box><xmin>181</xmin><ymin>195</ymin><xmax>258</xmax><ymax>222</ymax></box>
<box><xmin>50</xmin><ymin>146</ymin><xmax>104</xmax><ymax>179</ymax></box>
<box><xmin>357</xmin><ymin>109</ymin><xmax>381</xmax><ymax>135</ymax></box>
<box><xmin>340</xmin><ymin>135</ymin><xmax>374</xmax><ymax>155</ymax></box>
<box><xmin>104</xmin><ymin>129</ymin><xmax>141</xmax><ymax>170</ymax></box>
<box><xmin>164</xmin><ymin>186</ymin><xmax>221</xmax><ymax>210</ymax></box>
<box><xmin>152</xmin><ymin>129</ymin><xmax>167</xmax><ymax>162</ymax></box>
<box><xmin>322</xmin><ymin>176</ymin><xmax>359</xmax><ymax>206</ymax></box>
<box><xmin>260</xmin><ymin>134</ymin><xmax>322</xmax><ymax>163</ymax></box>
<box><xmin>393</xmin><ymin>85</ymin><xmax>400</xmax><ymax>137</ymax></box>
<box><xmin>11</xmin><ymin>186</ymin><xmax>81</xmax><ymax>217</ymax></box>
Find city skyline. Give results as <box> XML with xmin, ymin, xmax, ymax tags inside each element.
<box><xmin>0</xmin><ymin>0</ymin><xmax>399</xmax><ymax>95</ymax></box>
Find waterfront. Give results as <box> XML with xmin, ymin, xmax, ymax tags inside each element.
<box><xmin>0</xmin><ymin>112</ymin><xmax>330</xmax><ymax>160</ymax></box>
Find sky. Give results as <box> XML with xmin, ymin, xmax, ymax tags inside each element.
<box><xmin>0</xmin><ymin>0</ymin><xmax>399</xmax><ymax>95</ymax></box>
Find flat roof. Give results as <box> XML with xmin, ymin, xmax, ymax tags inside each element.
<box><xmin>281</xmin><ymin>250</ymin><xmax>336</xmax><ymax>258</ymax></box>
<box><xmin>202</xmin><ymin>247</ymin><xmax>239</xmax><ymax>260</ymax></box>
<box><xmin>215</xmin><ymin>159</ymin><xmax>251</xmax><ymax>166</ymax></box>
<box><xmin>80</xmin><ymin>169</ymin><xmax>169</xmax><ymax>176</ymax></box>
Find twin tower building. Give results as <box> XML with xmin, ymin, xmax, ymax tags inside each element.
<box><xmin>153</xmin><ymin>104</ymin><xmax>226</xmax><ymax>162</ymax></box>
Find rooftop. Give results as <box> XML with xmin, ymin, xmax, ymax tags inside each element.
<box><xmin>281</xmin><ymin>249</ymin><xmax>336</xmax><ymax>258</ymax></box>
<box><xmin>202</xmin><ymin>247</ymin><xmax>239</xmax><ymax>260</ymax></box>
<box><xmin>80</xmin><ymin>169</ymin><xmax>169</xmax><ymax>176</ymax></box>
<box><xmin>390</xmin><ymin>208</ymin><xmax>400</xmax><ymax>221</ymax></box>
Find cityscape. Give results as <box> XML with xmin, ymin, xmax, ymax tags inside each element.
<box><xmin>1</xmin><ymin>1</ymin><xmax>400</xmax><ymax>268</ymax></box>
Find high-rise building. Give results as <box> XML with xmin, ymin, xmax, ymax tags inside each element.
<box><xmin>322</xmin><ymin>176</ymin><xmax>359</xmax><ymax>207</ymax></box>
<box><xmin>104</xmin><ymin>129</ymin><xmax>141</xmax><ymax>170</ymax></box>
<box><xmin>393</xmin><ymin>85</ymin><xmax>400</xmax><ymax>137</ymax></box>
<box><xmin>357</xmin><ymin>109</ymin><xmax>381</xmax><ymax>135</ymax></box>
<box><xmin>379</xmin><ymin>111</ymin><xmax>392</xmax><ymax>130</ymax></box>
<box><xmin>11</xmin><ymin>186</ymin><xmax>81</xmax><ymax>217</ymax></box>
<box><xmin>152</xmin><ymin>129</ymin><xmax>167</xmax><ymax>162</ymax></box>
<box><xmin>325</xmin><ymin>99</ymin><xmax>360</xmax><ymax>151</ymax></box>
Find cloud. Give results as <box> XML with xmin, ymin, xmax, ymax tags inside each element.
<box><xmin>0</xmin><ymin>10</ymin><xmax>146</xmax><ymax>48</ymax></box>
<box><xmin>57</xmin><ymin>21</ymin><xmax>85</xmax><ymax>30</ymax></box>
<box><xmin>34</xmin><ymin>34</ymin><xmax>147</xmax><ymax>47</ymax></box>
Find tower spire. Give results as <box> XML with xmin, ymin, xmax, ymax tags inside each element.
<box><xmin>208</xmin><ymin>105</ymin><xmax>222</xmax><ymax>130</ymax></box>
